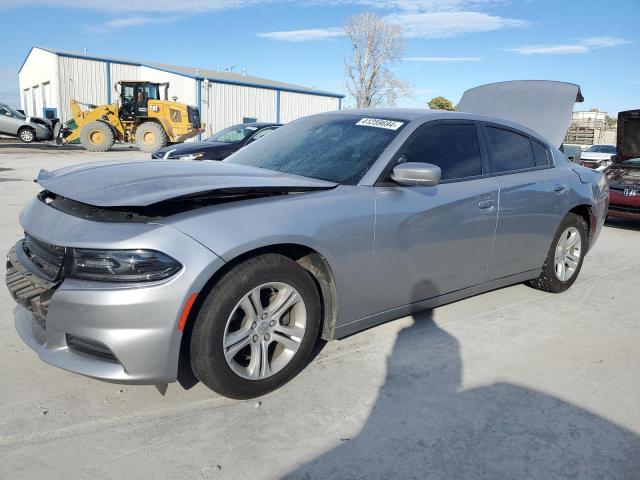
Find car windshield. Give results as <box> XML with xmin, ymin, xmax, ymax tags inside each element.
<box><xmin>3</xmin><ymin>105</ymin><xmax>25</xmax><ymax>118</ymax></box>
<box><xmin>224</xmin><ymin>114</ymin><xmax>405</xmax><ymax>184</ymax></box>
<box><xmin>586</xmin><ymin>145</ymin><xmax>616</xmax><ymax>153</ymax></box>
<box><xmin>209</xmin><ymin>125</ymin><xmax>260</xmax><ymax>143</ymax></box>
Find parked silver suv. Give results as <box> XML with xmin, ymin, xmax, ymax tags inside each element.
<box><xmin>0</xmin><ymin>103</ymin><xmax>55</xmax><ymax>142</ymax></box>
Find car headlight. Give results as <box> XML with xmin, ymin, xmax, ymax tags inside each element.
<box><xmin>68</xmin><ymin>249</ymin><xmax>182</xmax><ymax>282</ymax></box>
<box><xmin>175</xmin><ymin>153</ymin><xmax>204</xmax><ymax>161</ymax></box>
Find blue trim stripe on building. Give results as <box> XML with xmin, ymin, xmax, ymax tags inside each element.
<box><xmin>196</xmin><ymin>78</ymin><xmax>202</xmax><ymax>141</ymax></box>
<box><xmin>106</xmin><ymin>61</ymin><xmax>111</xmax><ymax>103</ymax></box>
<box><xmin>276</xmin><ymin>90</ymin><xmax>281</xmax><ymax>123</ymax></box>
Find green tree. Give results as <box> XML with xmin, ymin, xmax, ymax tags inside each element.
<box><xmin>428</xmin><ymin>96</ymin><xmax>455</xmax><ymax>111</ymax></box>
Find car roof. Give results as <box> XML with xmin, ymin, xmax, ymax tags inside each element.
<box><xmin>322</xmin><ymin>108</ymin><xmax>552</xmax><ymax>145</ymax></box>
<box><xmin>240</xmin><ymin>122</ymin><xmax>282</xmax><ymax>128</ymax></box>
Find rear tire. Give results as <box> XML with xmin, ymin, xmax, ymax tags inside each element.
<box><xmin>135</xmin><ymin>121</ymin><xmax>167</xmax><ymax>152</ymax></box>
<box><xmin>190</xmin><ymin>254</ymin><xmax>322</xmax><ymax>399</ymax></box>
<box><xmin>80</xmin><ymin>121</ymin><xmax>115</xmax><ymax>152</ymax></box>
<box><xmin>18</xmin><ymin>127</ymin><xmax>35</xmax><ymax>143</ymax></box>
<box><xmin>528</xmin><ymin>213</ymin><xmax>588</xmax><ymax>293</ymax></box>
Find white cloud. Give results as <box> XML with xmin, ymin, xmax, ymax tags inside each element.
<box><xmin>386</xmin><ymin>11</ymin><xmax>527</xmax><ymax>38</ymax></box>
<box><xmin>509</xmin><ymin>36</ymin><xmax>631</xmax><ymax>55</ymax></box>
<box><xmin>257</xmin><ymin>28</ymin><xmax>344</xmax><ymax>41</ymax></box>
<box><xmin>258</xmin><ymin>1</ymin><xmax>528</xmax><ymax>41</ymax></box>
<box><xmin>404</xmin><ymin>56</ymin><xmax>484</xmax><ymax>62</ymax></box>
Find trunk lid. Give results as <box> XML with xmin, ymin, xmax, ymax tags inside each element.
<box><xmin>457</xmin><ymin>80</ymin><xmax>583</xmax><ymax>147</ymax></box>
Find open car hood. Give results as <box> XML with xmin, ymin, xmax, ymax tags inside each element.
<box><xmin>457</xmin><ymin>80</ymin><xmax>583</xmax><ymax>147</ymax></box>
<box><xmin>36</xmin><ymin>160</ymin><xmax>337</xmax><ymax>207</ymax></box>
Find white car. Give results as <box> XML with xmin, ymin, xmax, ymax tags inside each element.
<box><xmin>580</xmin><ymin>144</ymin><xmax>616</xmax><ymax>171</ymax></box>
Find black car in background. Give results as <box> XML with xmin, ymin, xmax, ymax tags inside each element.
<box><xmin>152</xmin><ymin>122</ymin><xmax>281</xmax><ymax>160</ymax></box>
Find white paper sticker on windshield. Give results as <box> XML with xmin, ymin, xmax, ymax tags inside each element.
<box><xmin>356</xmin><ymin>118</ymin><xmax>404</xmax><ymax>130</ymax></box>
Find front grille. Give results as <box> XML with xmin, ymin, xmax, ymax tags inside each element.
<box><xmin>609</xmin><ymin>204</ymin><xmax>640</xmax><ymax>214</ymax></box>
<box><xmin>188</xmin><ymin>106</ymin><xmax>201</xmax><ymax>128</ymax></box>
<box><xmin>6</xmin><ymin>244</ymin><xmax>59</xmax><ymax>344</ymax></box>
<box><xmin>66</xmin><ymin>334</ymin><xmax>118</xmax><ymax>363</ymax></box>
<box><xmin>23</xmin><ymin>234</ymin><xmax>65</xmax><ymax>281</ymax></box>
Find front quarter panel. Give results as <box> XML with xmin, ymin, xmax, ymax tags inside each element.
<box><xmin>163</xmin><ymin>186</ymin><xmax>376</xmax><ymax>326</ymax></box>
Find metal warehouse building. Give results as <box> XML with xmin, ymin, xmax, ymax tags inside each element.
<box><xmin>18</xmin><ymin>46</ymin><xmax>344</xmax><ymax>137</ymax></box>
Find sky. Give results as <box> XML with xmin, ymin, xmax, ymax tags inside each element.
<box><xmin>1</xmin><ymin>0</ymin><xmax>639</xmax><ymax>115</ymax></box>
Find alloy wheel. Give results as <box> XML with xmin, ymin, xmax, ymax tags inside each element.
<box><xmin>223</xmin><ymin>282</ymin><xmax>307</xmax><ymax>380</ymax></box>
<box><xmin>554</xmin><ymin>226</ymin><xmax>582</xmax><ymax>281</ymax></box>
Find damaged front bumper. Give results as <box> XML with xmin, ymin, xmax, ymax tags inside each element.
<box><xmin>6</xmin><ymin>197</ymin><xmax>225</xmax><ymax>385</ymax></box>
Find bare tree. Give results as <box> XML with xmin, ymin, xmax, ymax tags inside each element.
<box><xmin>344</xmin><ymin>12</ymin><xmax>411</xmax><ymax>108</ymax></box>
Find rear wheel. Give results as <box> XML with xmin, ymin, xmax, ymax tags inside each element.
<box><xmin>528</xmin><ymin>213</ymin><xmax>588</xmax><ymax>293</ymax></box>
<box><xmin>18</xmin><ymin>127</ymin><xmax>35</xmax><ymax>143</ymax></box>
<box><xmin>135</xmin><ymin>121</ymin><xmax>167</xmax><ymax>152</ymax></box>
<box><xmin>190</xmin><ymin>254</ymin><xmax>321</xmax><ymax>399</ymax></box>
<box><xmin>80</xmin><ymin>121</ymin><xmax>115</xmax><ymax>152</ymax></box>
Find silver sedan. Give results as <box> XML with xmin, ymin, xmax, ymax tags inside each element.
<box><xmin>6</xmin><ymin>81</ymin><xmax>608</xmax><ymax>399</ymax></box>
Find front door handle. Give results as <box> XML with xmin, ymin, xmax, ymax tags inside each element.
<box><xmin>554</xmin><ymin>184</ymin><xmax>567</xmax><ymax>194</ymax></box>
<box><xmin>478</xmin><ymin>200</ymin><xmax>495</xmax><ymax>210</ymax></box>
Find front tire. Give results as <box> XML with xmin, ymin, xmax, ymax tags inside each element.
<box><xmin>80</xmin><ymin>121</ymin><xmax>115</xmax><ymax>152</ymax></box>
<box><xmin>190</xmin><ymin>254</ymin><xmax>322</xmax><ymax>399</ymax></box>
<box><xmin>528</xmin><ymin>213</ymin><xmax>588</xmax><ymax>293</ymax></box>
<box><xmin>18</xmin><ymin>127</ymin><xmax>35</xmax><ymax>143</ymax></box>
<box><xmin>135</xmin><ymin>122</ymin><xmax>167</xmax><ymax>152</ymax></box>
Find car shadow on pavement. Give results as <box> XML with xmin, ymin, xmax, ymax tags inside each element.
<box><xmin>285</xmin><ymin>309</ymin><xmax>640</xmax><ymax>480</ymax></box>
<box><xmin>605</xmin><ymin>217</ymin><xmax>640</xmax><ymax>231</ymax></box>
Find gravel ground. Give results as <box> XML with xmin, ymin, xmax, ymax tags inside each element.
<box><xmin>0</xmin><ymin>145</ymin><xmax>638</xmax><ymax>480</ymax></box>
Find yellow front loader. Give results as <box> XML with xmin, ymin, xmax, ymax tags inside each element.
<box><xmin>59</xmin><ymin>81</ymin><xmax>204</xmax><ymax>152</ymax></box>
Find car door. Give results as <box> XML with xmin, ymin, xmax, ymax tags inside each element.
<box><xmin>0</xmin><ymin>106</ymin><xmax>17</xmax><ymax>135</ymax></box>
<box><xmin>482</xmin><ymin>123</ymin><xmax>569</xmax><ymax>281</ymax></box>
<box><xmin>370</xmin><ymin>121</ymin><xmax>499</xmax><ymax>314</ymax></box>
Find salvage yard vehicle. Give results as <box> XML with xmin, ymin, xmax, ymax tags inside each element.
<box><xmin>605</xmin><ymin>158</ymin><xmax>640</xmax><ymax>220</ymax></box>
<box><xmin>0</xmin><ymin>103</ymin><xmax>56</xmax><ymax>143</ymax></box>
<box><xmin>580</xmin><ymin>143</ymin><xmax>617</xmax><ymax>170</ymax></box>
<box><xmin>616</xmin><ymin>109</ymin><xmax>640</xmax><ymax>163</ymax></box>
<box><xmin>6</xmin><ymin>81</ymin><xmax>609</xmax><ymax>399</ymax></box>
<box><xmin>59</xmin><ymin>81</ymin><xmax>203</xmax><ymax>152</ymax></box>
<box><xmin>561</xmin><ymin>143</ymin><xmax>582</xmax><ymax>163</ymax></box>
<box><xmin>152</xmin><ymin>122</ymin><xmax>281</xmax><ymax>160</ymax></box>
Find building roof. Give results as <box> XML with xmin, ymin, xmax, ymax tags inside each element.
<box><xmin>21</xmin><ymin>46</ymin><xmax>344</xmax><ymax>99</ymax></box>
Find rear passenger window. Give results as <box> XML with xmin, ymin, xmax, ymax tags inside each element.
<box><xmin>486</xmin><ymin>127</ymin><xmax>535</xmax><ymax>173</ymax></box>
<box><xmin>531</xmin><ymin>139</ymin><xmax>550</xmax><ymax>166</ymax></box>
<box><xmin>401</xmin><ymin>124</ymin><xmax>482</xmax><ymax>180</ymax></box>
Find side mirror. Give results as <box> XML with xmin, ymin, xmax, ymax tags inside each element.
<box><xmin>391</xmin><ymin>162</ymin><xmax>441</xmax><ymax>186</ymax></box>
<box><xmin>4</xmin><ymin>112</ymin><xmax>11</xmax><ymax>117</ymax></box>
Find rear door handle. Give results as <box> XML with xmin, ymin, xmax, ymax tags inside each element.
<box><xmin>554</xmin><ymin>184</ymin><xmax>567</xmax><ymax>194</ymax></box>
<box><xmin>478</xmin><ymin>200</ymin><xmax>495</xmax><ymax>210</ymax></box>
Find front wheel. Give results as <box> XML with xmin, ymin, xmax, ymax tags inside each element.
<box><xmin>190</xmin><ymin>254</ymin><xmax>321</xmax><ymax>399</ymax></box>
<box><xmin>528</xmin><ymin>213</ymin><xmax>588</xmax><ymax>293</ymax></box>
<box><xmin>18</xmin><ymin>127</ymin><xmax>35</xmax><ymax>143</ymax></box>
<box><xmin>135</xmin><ymin>122</ymin><xmax>167</xmax><ymax>152</ymax></box>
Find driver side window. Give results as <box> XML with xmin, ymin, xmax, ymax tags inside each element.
<box><xmin>401</xmin><ymin>123</ymin><xmax>483</xmax><ymax>181</ymax></box>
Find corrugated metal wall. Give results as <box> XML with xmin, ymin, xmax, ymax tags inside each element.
<box><xmin>24</xmin><ymin>49</ymin><xmax>342</xmax><ymax>131</ymax></box>
<box><xmin>201</xmin><ymin>82</ymin><xmax>278</xmax><ymax>136</ymax></box>
<box><xmin>140</xmin><ymin>66</ymin><xmax>197</xmax><ymax>106</ymax></box>
<box><xmin>58</xmin><ymin>57</ymin><xmax>107</xmax><ymax>120</ymax></box>
<box><xmin>109</xmin><ymin>63</ymin><xmax>140</xmax><ymax>100</ymax></box>
<box><xmin>279</xmin><ymin>91</ymin><xmax>340</xmax><ymax>124</ymax></box>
